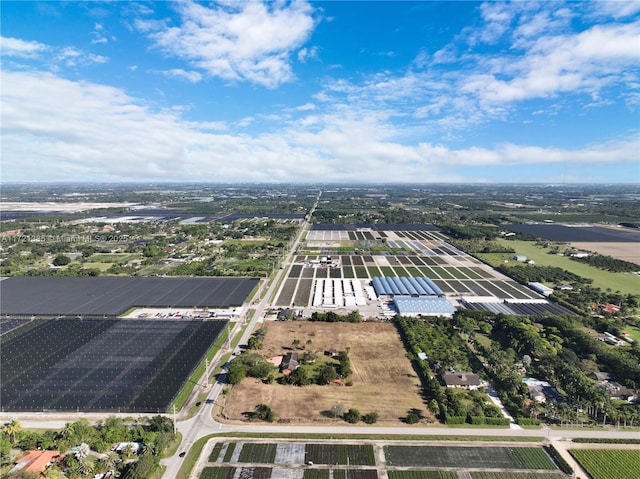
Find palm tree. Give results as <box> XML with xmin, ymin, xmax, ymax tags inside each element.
<box><xmin>3</xmin><ymin>418</ymin><xmax>22</xmax><ymax>446</ymax></box>
<box><xmin>59</xmin><ymin>422</ymin><xmax>75</xmax><ymax>441</ymax></box>
<box><xmin>74</xmin><ymin>443</ymin><xmax>90</xmax><ymax>461</ymax></box>
<box><xmin>78</xmin><ymin>458</ymin><xmax>94</xmax><ymax>477</ymax></box>
<box><xmin>102</xmin><ymin>451</ymin><xmax>118</xmax><ymax>470</ymax></box>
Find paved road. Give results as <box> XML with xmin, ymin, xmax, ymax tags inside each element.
<box><xmin>5</xmin><ymin>190</ymin><xmax>640</xmax><ymax>478</ymax></box>
<box><xmin>159</xmin><ymin>192</ymin><xmax>319</xmax><ymax>479</ymax></box>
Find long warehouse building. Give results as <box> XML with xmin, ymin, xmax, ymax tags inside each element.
<box><xmin>372</xmin><ymin>276</ymin><xmax>444</xmax><ymax>297</ymax></box>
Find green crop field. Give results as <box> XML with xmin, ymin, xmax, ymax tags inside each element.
<box><xmin>238</xmin><ymin>443</ymin><xmax>277</xmax><ymax>463</ymax></box>
<box><xmin>384</xmin><ymin>446</ymin><xmax>557</xmax><ymax>470</ymax></box>
<box><xmin>471</xmin><ymin>473</ymin><xmax>565</xmax><ymax>479</ymax></box>
<box><xmin>306</xmin><ymin>444</ymin><xmax>376</xmax><ymax>466</ymax></box>
<box><xmin>199</xmin><ymin>467</ymin><xmax>234</xmax><ymax>479</ymax></box>
<box><xmin>388</xmin><ymin>472</ymin><xmax>459</xmax><ymax>479</ymax></box>
<box><xmin>355</xmin><ymin>266</ymin><xmax>369</xmax><ymax>278</ymax></box>
<box><xmin>303</xmin><ymin>470</ymin><xmax>330</xmax><ymax>479</ymax></box>
<box><xmin>570</xmin><ymin>449</ymin><xmax>640</xmax><ymax>479</ymax></box>
<box><xmin>208</xmin><ymin>442</ymin><xmax>224</xmax><ymax>462</ymax></box>
<box><xmin>480</xmin><ymin>240</ymin><xmax>640</xmax><ymax>295</ymax></box>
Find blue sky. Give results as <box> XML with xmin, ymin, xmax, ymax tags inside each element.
<box><xmin>1</xmin><ymin>1</ymin><xmax>639</xmax><ymax>184</ymax></box>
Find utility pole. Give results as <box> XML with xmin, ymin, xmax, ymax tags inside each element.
<box><xmin>172</xmin><ymin>405</ymin><xmax>176</xmax><ymax>435</ymax></box>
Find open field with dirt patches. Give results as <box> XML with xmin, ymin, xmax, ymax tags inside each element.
<box><xmin>219</xmin><ymin>321</ymin><xmax>428</xmax><ymax>424</ymax></box>
<box><xmin>569</xmin><ymin>242</ymin><xmax>640</xmax><ymax>265</ymax></box>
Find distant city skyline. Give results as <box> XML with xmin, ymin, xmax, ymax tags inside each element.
<box><xmin>1</xmin><ymin>1</ymin><xmax>639</xmax><ymax>184</ymax></box>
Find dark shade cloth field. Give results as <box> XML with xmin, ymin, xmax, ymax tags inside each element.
<box><xmin>0</xmin><ymin>276</ymin><xmax>259</xmax><ymax>316</ymax></box>
<box><xmin>504</xmin><ymin>224</ymin><xmax>640</xmax><ymax>242</ymax></box>
<box><xmin>0</xmin><ymin>318</ymin><xmax>228</xmax><ymax>412</ymax></box>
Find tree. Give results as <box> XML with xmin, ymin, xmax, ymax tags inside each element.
<box><xmin>318</xmin><ymin>365</ymin><xmax>338</xmax><ymax>385</ymax></box>
<box><xmin>362</xmin><ymin>412</ymin><xmax>379</xmax><ymax>424</ymax></box>
<box><xmin>149</xmin><ymin>415</ymin><xmax>174</xmax><ymax>433</ymax></box>
<box><xmin>52</xmin><ymin>254</ymin><xmax>71</xmax><ymax>266</ymax></box>
<box><xmin>404</xmin><ymin>412</ymin><xmax>420</xmax><ymax>424</ymax></box>
<box><xmin>74</xmin><ymin>443</ymin><xmax>90</xmax><ymax>461</ymax></box>
<box><xmin>0</xmin><ymin>437</ymin><xmax>11</xmax><ymax>466</ymax></box>
<box><xmin>344</xmin><ymin>408</ymin><xmax>361</xmax><ymax>424</ymax></box>
<box><xmin>3</xmin><ymin>418</ymin><xmax>22</xmax><ymax>446</ymax></box>
<box><xmin>254</xmin><ymin>404</ymin><xmax>276</xmax><ymax>422</ymax></box>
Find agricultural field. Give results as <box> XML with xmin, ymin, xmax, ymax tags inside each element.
<box><xmin>479</xmin><ymin>239</ymin><xmax>640</xmax><ymax>295</ymax></box>
<box><xmin>0</xmin><ymin>276</ymin><xmax>260</xmax><ymax>316</ymax></box>
<box><xmin>569</xmin><ymin>241</ymin><xmax>640</xmax><ymax>265</ymax></box>
<box><xmin>220</xmin><ymin>321</ymin><xmax>427</xmax><ymax>424</ymax></box>
<box><xmin>0</xmin><ymin>318</ymin><xmax>227</xmax><ymax>412</ymax></box>
<box><xmin>383</xmin><ymin>446</ymin><xmax>557</xmax><ymax>469</ymax></box>
<box><xmin>198</xmin><ymin>441</ymin><xmax>566</xmax><ymax>479</ymax></box>
<box><xmin>470</xmin><ymin>474</ymin><xmax>565</xmax><ymax>479</ymax></box>
<box><xmin>503</xmin><ymin>224</ymin><xmax>640</xmax><ymax>243</ymax></box>
<box><xmin>388</xmin><ymin>473</ymin><xmax>459</xmax><ymax>479</ymax></box>
<box><xmin>569</xmin><ymin>449</ymin><xmax>640</xmax><ymax>479</ymax></box>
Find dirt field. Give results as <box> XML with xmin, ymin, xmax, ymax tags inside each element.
<box><xmin>218</xmin><ymin>321</ymin><xmax>430</xmax><ymax>425</ymax></box>
<box><xmin>570</xmin><ymin>242</ymin><xmax>640</xmax><ymax>265</ymax></box>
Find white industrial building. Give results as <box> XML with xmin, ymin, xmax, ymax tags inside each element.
<box><xmin>312</xmin><ymin>279</ymin><xmax>368</xmax><ymax>308</ymax></box>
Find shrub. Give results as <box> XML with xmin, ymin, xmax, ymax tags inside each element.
<box><xmin>445</xmin><ymin>415</ymin><xmax>466</xmax><ymax>424</ymax></box>
<box><xmin>52</xmin><ymin>254</ymin><xmax>71</xmax><ymax>266</ymax></box>
<box><xmin>344</xmin><ymin>408</ymin><xmax>361</xmax><ymax>424</ymax></box>
<box><xmin>253</xmin><ymin>404</ymin><xmax>276</xmax><ymax>422</ymax></box>
<box><xmin>362</xmin><ymin>412</ymin><xmax>379</xmax><ymax>424</ymax></box>
<box><xmin>405</xmin><ymin>412</ymin><xmax>420</xmax><ymax>424</ymax></box>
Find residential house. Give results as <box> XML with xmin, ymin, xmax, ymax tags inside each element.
<box><xmin>10</xmin><ymin>450</ymin><xmax>64</xmax><ymax>477</ymax></box>
<box><xmin>281</xmin><ymin>352</ymin><xmax>299</xmax><ymax>375</ymax></box>
<box><xmin>441</xmin><ymin>371</ymin><xmax>481</xmax><ymax>390</ymax></box>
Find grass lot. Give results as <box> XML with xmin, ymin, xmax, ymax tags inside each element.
<box><xmin>622</xmin><ymin>325</ymin><xmax>640</xmax><ymax>343</ymax></box>
<box><xmin>477</xmin><ymin>240</ymin><xmax>640</xmax><ymax>295</ymax></box>
<box><xmin>79</xmin><ymin>262</ymin><xmax>113</xmax><ymax>271</ymax></box>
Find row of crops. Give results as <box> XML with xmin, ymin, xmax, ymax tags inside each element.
<box><xmin>569</xmin><ymin>449</ymin><xmax>640</xmax><ymax>479</ymax></box>
<box><xmin>0</xmin><ymin>318</ymin><xmax>227</xmax><ymax>412</ymax></box>
<box><xmin>383</xmin><ymin>446</ymin><xmax>557</xmax><ymax>469</ymax></box>
<box><xmin>208</xmin><ymin>442</ymin><xmax>376</xmax><ymax>466</ymax></box>
<box><xmin>202</xmin><ymin>442</ymin><xmax>566</xmax><ymax>479</ymax></box>
<box><xmin>200</xmin><ymin>468</ymin><xmax>378</xmax><ymax>479</ymax></box>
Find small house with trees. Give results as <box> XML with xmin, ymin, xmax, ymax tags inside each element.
<box><xmin>441</xmin><ymin>371</ymin><xmax>481</xmax><ymax>390</ymax></box>
<box><xmin>9</xmin><ymin>450</ymin><xmax>64</xmax><ymax>476</ymax></box>
<box><xmin>281</xmin><ymin>352</ymin><xmax>299</xmax><ymax>375</ymax></box>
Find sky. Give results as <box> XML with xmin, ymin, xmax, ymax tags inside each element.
<box><xmin>1</xmin><ymin>1</ymin><xmax>639</xmax><ymax>184</ymax></box>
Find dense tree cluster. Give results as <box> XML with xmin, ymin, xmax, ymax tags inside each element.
<box><xmin>309</xmin><ymin>310</ymin><xmax>362</xmax><ymax>322</ymax></box>
<box><xmin>498</xmin><ymin>264</ymin><xmax>585</xmax><ymax>284</ymax></box>
<box><xmin>0</xmin><ymin>416</ymin><xmax>176</xmax><ymax>478</ymax></box>
<box><xmin>570</xmin><ymin>253</ymin><xmax>640</xmax><ymax>273</ymax></box>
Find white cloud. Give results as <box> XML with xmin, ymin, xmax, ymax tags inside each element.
<box><xmin>162</xmin><ymin>68</ymin><xmax>203</xmax><ymax>83</ymax></box>
<box><xmin>297</xmin><ymin>45</ymin><xmax>319</xmax><ymax>63</ymax></box>
<box><xmin>3</xmin><ymin>70</ymin><xmax>636</xmax><ymax>184</ymax></box>
<box><xmin>136</xmin><ymin>0</ymin><xmax>317</xmax><ymax>88</ymax></box>
<box><xmin>0</xmin><ymin>36</ymin><xmax>48</xmax><ymax>57</ymax></box>
<box><xmin>55</xmin><ymin>47</ymin><xmax>108</xmax><ymax>67</ymax></box>
<box><xmin>295</xmin><ymin>103</ymin><xmax>316</xmax><ymax>111</ymax></box>
<box><xmin>462</xmin><ymin>21</ymin><xmax>640</xmax><ymax>103</ymax></box>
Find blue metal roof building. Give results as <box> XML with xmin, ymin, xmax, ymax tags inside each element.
<box><xmin>372</xmin><ymin>276</ymin><xmax>444</xmax><ymax>297</ymax></box>
<box><xmin>393</xmin><ymin>297</ymin><xmax>456</xmax><ymax>317</ymax></box>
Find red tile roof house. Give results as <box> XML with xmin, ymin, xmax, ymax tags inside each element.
<box><xmin>10</xmin><ymin>450</ymin><xmax>64</xmax><ymax>476</ymax></box>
